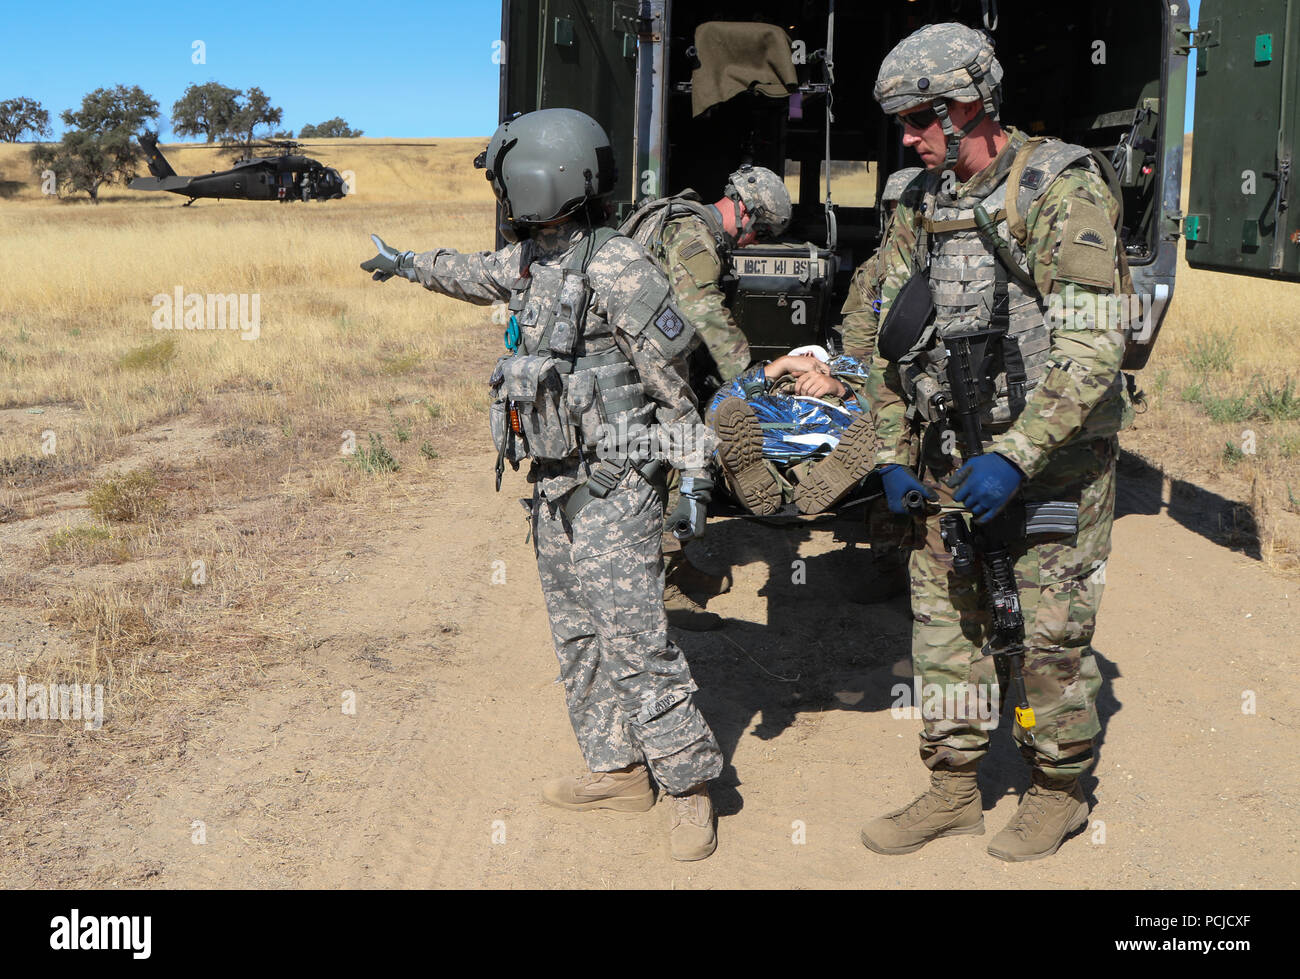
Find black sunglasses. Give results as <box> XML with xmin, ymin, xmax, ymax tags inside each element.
<box><xmin>895</xmin><ymin>106</ymin><xmax>941</xmax><ymax>130</ymax></box>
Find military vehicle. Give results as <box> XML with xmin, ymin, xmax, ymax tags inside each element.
<box><xmin>129</xmin><ymin>133</ymin><xmax>347</xmax><ymax>204</ymax></box>
<box><xmin>495</xmin><ymin>0</ymin><xmax>1298</xmax><ymax>367</ymax></box>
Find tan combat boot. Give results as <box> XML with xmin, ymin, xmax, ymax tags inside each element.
<box><xmin>793</xmin><ymin>413</ymin><xmax>880</xmax><ymax>514</ymax></box>
<box><xmin>860</xmin><ymin>762</ymin><xmax>983</xmax><ymax>854</ymax></box>
<box><xmin>714</xmin><ymin>398</ymin><xmax>782</xmax><ymax>516</ymax></box>
<box><xmin>541</xmin><ymin>765</ymin><xmax>656</xmax><ymax>812</ymax></box>
<box><xmin>986</xmin><ymin>771</ymin><xmax>1089</xmax><ymax>862</ymax></box>
<box><xmin>665</xmin><ymin>783</ymin><xmax>717</xmax><ymax>861</ymax></box>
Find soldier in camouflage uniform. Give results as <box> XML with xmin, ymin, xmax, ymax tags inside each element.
<box><xmin>838</xmin><ymin>166</ymin><xmax>924</xmax><ymax>361</ymax></box>
<box><xmin>822</xmin><ymin>167</ymin><xmax>926</xmax><ymax>597</ymax></box>
<box><xmin>621</xmin><ymin>165</ymin><xmax>793</xmax><ymax>386</ymax></box>
<box><xmin>360</xmin><ymin>109</ymin><xmax>724</xmax><ymax>861</ymax></box>
<box><xmin>857</xmin><ymin>24</ymin><xmax>1129</xmax><ymax>862</ymax></box>
<box><xmin>620</xmin><ymin>166</ymin><xmax>793</xmax><ymax>627</ymax></box>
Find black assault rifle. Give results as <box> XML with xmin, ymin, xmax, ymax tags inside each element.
<box><xmin>930</xmin><ymin>328</ymin><xmax>1077</xmax><ymax>742</ymax></box>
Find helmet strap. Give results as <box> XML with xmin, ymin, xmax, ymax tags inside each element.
<box><xmin>932</xmin><ymin>98</ymin><xmax>991</xmax><ymax>172</ymax></box>
<box><xmin>719</xmin><ymin>190</ymin><xmax>751</xmax><ymax>243</ymax></box>
<box><xmin>932</xmin><ymin>101</ymin><xmax>963</xmax><ymax>171</ymax></box>
<box><xmin>966</xmin><ymin>61</ymin><xmax>1000</xmax><ymax>120</ymax></box>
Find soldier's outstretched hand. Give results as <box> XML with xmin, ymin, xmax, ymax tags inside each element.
<box><xmin>360</xmin><ymin>234</ymin><xmax>418</xmax><ymax>283</ymax></box>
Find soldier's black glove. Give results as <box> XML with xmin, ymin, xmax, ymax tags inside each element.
<box><xmin>669</xmin><ymin>475</ymin><xmax>713</xmax><ymax>541</ymax></box>
<box><xmin>360</xmin><ymin>234</ymin><xmax>418</xmax><ymax>282</ymax></box>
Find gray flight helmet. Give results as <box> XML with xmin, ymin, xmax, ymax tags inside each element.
<box><xmin>475</xmin><ymin>108</ymin><xmax>617</xmax><ymax>238</ymax></box>
<box><xmin>874</xmin><ymin>23</ymin><xmax>1004</xmax><ymax>170</ymax></box>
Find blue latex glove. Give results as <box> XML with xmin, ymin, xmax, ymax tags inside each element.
<box><xmin>950</xmin><ymin>453</ymin><xmax>1024</xmax><ymax>523</ymax></box>
<box><xmin>879</xmin><ymin>464</ymin><xmax>938</xmax><ymax>516</ymax></box>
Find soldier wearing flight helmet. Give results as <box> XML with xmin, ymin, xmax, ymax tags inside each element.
<box><xmin>361</xmin><ymin>108</ymin><xmax>725</xmax><ymax>862</ymax></box>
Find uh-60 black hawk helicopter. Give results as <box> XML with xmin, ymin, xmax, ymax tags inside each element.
<box><xmin>128</xmin><ymin>131</ymin><xmax>347</xmax><ymax>205</ymax></box>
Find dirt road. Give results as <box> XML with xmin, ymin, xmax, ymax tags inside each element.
<box><xmin>2</xmin><ymin>444</ymin><xmax>1296</xmax><ymax>888</ymax></box>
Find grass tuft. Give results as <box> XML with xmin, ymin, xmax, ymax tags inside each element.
<box><xmin>117</xmin><ymin>335</ymin><xmax>178</xmax><ymax>371</ymax></box>
<box><xmin>348</xmin><ymin>433</ymin><xmax>399</xmax><ymax>474</ymax></box>
<box><xmin>1183</xmin><ymin>330</ymin><xmax>1237</xmax><ymax>374</ymax></box>
<box><xmin>87</xmin><ymin>469</ymin><xmax>168</xmax><ymax>523</ymax></box>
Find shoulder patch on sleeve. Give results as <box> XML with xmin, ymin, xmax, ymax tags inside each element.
<box><xmin>1055</xmin><ymin>200</ymin><xmax>1117</xmax><ymax>289</ymax></box>
<box><xmin>655</xmin><ymin>306</ymin><xmax>686</xmax><ymax>340</ymax></box>
<box><xmin>679</xmin><ymin>238</ymin><xmax>708</xmax><ymax>260</ymax></box>
<box><xmin>1020</xmin><ymin>167</ymin><xmax>1046</xmax><ymax>191</ymax></box>
<box><xmin>607</xmin><ymin>260</ymin><xmax>694</xmax><ymax>359</ymax></box>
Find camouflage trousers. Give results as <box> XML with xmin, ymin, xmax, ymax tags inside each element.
<box><xmin>531</xmin><ymin>468</ymin><xmax>724</xmax><ymax>794</ymax></box>
<box><xmin>907</xmin><ymin>437</ymin><xmax>1117</xmax><ymax>779</ymax></box>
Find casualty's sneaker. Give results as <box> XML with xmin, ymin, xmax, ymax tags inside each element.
<box><xmin>714</xmin><ymin>397</ymin><xmax>782</xmax><ymax>516</ymax></box>
<box><xmin>793</xmin><ymin>413</ymin><xmax>880</xmax><ymax>514</ymax></box>
<box><xmin>860</xmin><ymin>762</ymin><xmax>983</xmax><ymax>854</ymax></box>
<box><xmin>541</xmin><ymin>766</ymin><xmax>656</xmax><ymax>813</ymax></box>
<box><xmin>986</xmin><ymin>772</ymin><xmax>1090</xmax><ymax>863</ymax></box>
<box><xmin>666</xmin><ymin>783</ymin><xmax>717</xmax><ymax>861</ymax></box>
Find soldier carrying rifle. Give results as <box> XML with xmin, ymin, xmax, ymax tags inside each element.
<box><xmin>860</xmin><ymin>23</ymin><xmax>1133</xmax><ymax>862</ymax></box>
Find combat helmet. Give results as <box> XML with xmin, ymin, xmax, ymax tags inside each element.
<box><xmin>475</xmin><ymin>108</ymin><xmax>618</xmax><ymax>241</ymax></box>
<box><xmin>874</xmin><ymin>23</ymin><xmax>1003</xmax><ymax>170</ymax></box>
<box><xmin>724</xmin><ymin>165</ymin><xmax>792</xmax><ymax>238</ymax></box>
<box><xmin>881</xmin><ymin>166</ymin><xmax>924</xmax><ymax>204</ymax></box>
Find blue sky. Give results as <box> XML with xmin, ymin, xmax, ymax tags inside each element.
<box><xmin>2</xmin><ymin>1</ymin><xmax>1200</xmax><ymax>139</ymax></box>
<box><xmin>0</xmin><ymin>1</ymin><xmax>503</xmax><ymax>138</ymax></box>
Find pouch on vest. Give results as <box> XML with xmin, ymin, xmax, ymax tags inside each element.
<box><xmin>489</xmin><ymin>355</ymin><xmax>529</xmax><ymax>468</ymax></box>
<box><xmin>564</xmin><ymin>370</ymin><xmax>606</xmax><ymax>452</ymax></box>
<box><xmin>548</xmin><ymin>270</ymin><xmax>591</xmax><ymax>362</ymax></box>
<box><xmin>878</xmin><ymin>272</ymin><xmax>936</xmax><ymax>364</ymax></box>
<box><xmin>503</xmin><ymin>355</ymin><xmax>575</xmax><ymax>461</ymax></box>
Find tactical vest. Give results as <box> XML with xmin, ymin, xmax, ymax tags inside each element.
<box><xmin>489</xmin><ymin>228</ymin><xmax>655</xmax><ymax>473</ymax></box>
<box><xmin>619</xmin><ymin>192</ymin><xmax>731</xmax><ymax>274</ymax></box>
<box><xmin>901</xmin><ymin>138</ymin><xmax>1102</xmax><ymax>435</ymax></box>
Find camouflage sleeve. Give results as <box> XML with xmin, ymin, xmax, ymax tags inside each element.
<box><xmin>864</xmin><ymin>200</ymin><xmax>923</xmax><ymax>467</ymax></box>
<box><xmin>837</xmin><ymin>259</ymin><xmax>880</xmax><ymax>360</ymax></box>
<box><xmin>410</xmin><ymin>243</ymin><xmax>522</xmax><ymax>306</ymax></box>
<box><xmin>597</xmin><ymin>244</ymin><xmax>715</xmax><ymax>476</ymax></box>
<box><xmin>989</xmin><ymin>166</ymin><xmax>1126</xmax><ymax>479</ymax></box>
<box><xmin>662</xmin><ymin>219</ymin><xmax>751</xmax><ymax>382</ymax></box>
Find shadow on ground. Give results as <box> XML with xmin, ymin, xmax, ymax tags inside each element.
<box><xmin>677</xmin><ymin>510</ymin><xmax>1124</xmax><ymax>819</ymax></box>
<box><xmin>1117</xmin><ymin>449</ymin><xmax>1261</xmax><ymax>559</ymax></box>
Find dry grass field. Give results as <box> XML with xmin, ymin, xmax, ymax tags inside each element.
<box><xmin>0</xmin><ymin>138</ymin><xmax>503</xmax><ymax>815</ymax></box>
<box><xmin>0</xmin><ymin>135</ymin><xmax>1296</xmax><ymax>883</ymax></box>
<box><xmin>1127</xmin><ymin>135</ymin><xmax>1300</xmax><ymax>571</ymax></box>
